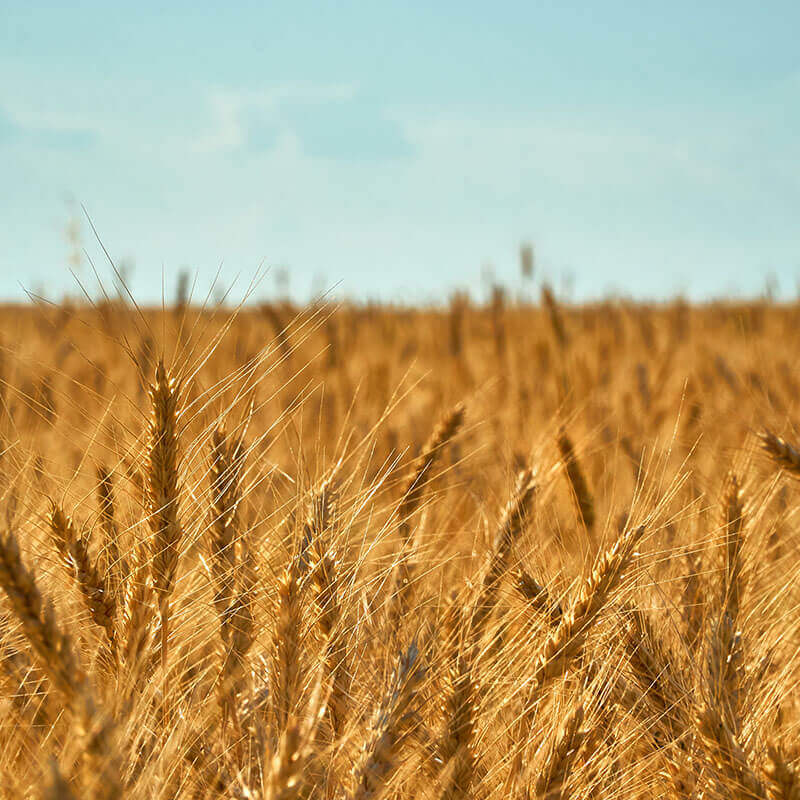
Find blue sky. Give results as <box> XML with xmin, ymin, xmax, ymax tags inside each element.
<box><xmin>1</xmin><ymin>1</ymin><xmax>798</xmax><ymax>303</ymax></box>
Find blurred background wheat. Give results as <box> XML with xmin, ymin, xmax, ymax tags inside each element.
<box><xmin>0</xmin><ymin>287</ymin><xmax>798</xmax><ymax>798</ymax></box>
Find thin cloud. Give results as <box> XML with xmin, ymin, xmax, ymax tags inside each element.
<box><xmin>195</xmin><ymin>84</ymin><xmax>414</xmax><ymax>161</ymax></box>
<box><xmin>0</xmin><ymin>105</ymin><xmax>96</xmax><ymax>150</ymax></box>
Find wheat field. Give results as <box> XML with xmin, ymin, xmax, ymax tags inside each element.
<box><xmin>0</xmin><ymin>292</ymin><xmax>798</xmax><ymax>799</ymax></box>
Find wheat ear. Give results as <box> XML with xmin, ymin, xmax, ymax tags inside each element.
<box><xmin>312</xmin><ymin>546</ymin><xmax>350</xmax><ymax>738</ymax></box>
<box><xmin>542</xmin><ymin>285</ymin><xmax>569</xmax><ymax>349</ymax></box>
<box><xmin>145</xmin><ymin>359</ymin><xmax>183</xmax><ymax>674</ymax></box>
<box><xmin>511</xmin><ymin>525</ymin><xmax>645</xmax><ymax>778</ymax></box>
<box><xmin>556</xmin><ymin>429</ymin><xmax>595</xmax><ymax>532</ymax></box>
<box><xmin>264</xmin><ymin>681</ymin><xmax>326</xmax><ymax>800</ymax></box>
<box><xmin>96</xmin><ymin>466</ymin><xmax>124</xmax><ymax>601</ymax></box>
<box><xmin>468</xmin><ymin>468</ymin><xmax>537</xmax><ymax>645</ymax></box>
<box><xmin>392</xmin><ymin>404</ymin><xmax>465</xmax><ymax>623</ymax></box>
<box><xmin>760</xmin><ymin>430</ymin><xmax>800</xmax><ymax>477</ymax></box>
<box><xmin>533</xmin><ymin>702</ymin><xmax>587</xmax><ymax>800</ymax></box>
<box><xmin>437</xmin><ymin>608</ymin><xmax>477</xmax><ymax>800</ymax></box>
<box><xmin>120</xmin><ymin>533</ymin><xmax>153</xmax><ymax>674</ymax></box>
<box><xmin>530</xmin><ymin>525</ymin><xmax>645</xmax><ymax>692</ymax></box>
<box><xmin>763</xmin><ymin>743</ymin><xmax>800</xmax><ymax>800</ymax></box>
<box><xmin>397</xmin><ymin>402</ymin><xmax>465</xmax><ymax>535</ymax></box>
<box><xmin>49</xmin><ymin>504</ymin><xmax>116</xmax><ymax>652</ymax></box>
<box><xmin>515</xmin><ymin>569</ymin><xmax>563</xmax><ymax>626</ymax></box>
<box><xmin>272</xmin><ymin>554</ymin><xmax>304</xmax><ymax>734</ymax></box>
<box><xmin>0</xmin><ymin>532</ymin><xmax>84</xmax><ymax>699</ymax></box>
<box><xmin>0</xmin><ymin>528</ymin><xmax>84</xmax><ymax>697</ymax></box>
<box><xmin>348</xmin><ymin>641</ymin><xmax>426</xmax><ymax>800</ymax></box>
<box><xmin>695</xmin><ymin>702</ymin><xmax>766</xmax><ymax>799</ymax></box>
<box><xmin>0</xmin><ymin>530</ymin><xmax>122</xmax><ymax>798</ymax></box>
<box><xmin>709</xmin><ymin>472</ymin><xmax>747</xmax><ymax>734</ymax></box>
<box><xmin>208</xmin><ymin>426</ymin><xmax>246</xmax><ymax>631</ymax></box>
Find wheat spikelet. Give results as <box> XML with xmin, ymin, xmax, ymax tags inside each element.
<box><xmin>556</xmin><ymin>429</ymin><xmax>595</xmax><ymax>532</ymax></box>
<box><xmin>145</xmin><ymin>359</ymin><xmax>183</xmax><ymax>673</ymax></box>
